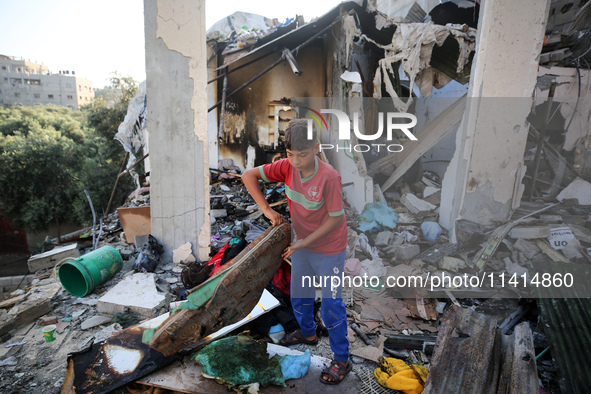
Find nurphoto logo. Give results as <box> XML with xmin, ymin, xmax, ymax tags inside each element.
<box><xmin>304</xmin><ymin>107</ymin><xmax>418</xmax><ymax>153</ymax></box>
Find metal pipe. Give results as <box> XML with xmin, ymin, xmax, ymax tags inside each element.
<box><xmin>95</xmin><ymin>219</ymin><xmax>103</xmax><ymax>250</ymax></box>
<box><xmin>283</xmin><ymin>48</ymin><xmax>302</xmax><ymax>75</ymax></box>
<box><xmin>117</xmin><ymin>152</ymin><xmax>149</xmax><ymax>179</ymax></box>
<box><xmin>218</xmin><ymin>70</ymin><xmax>228</xmax><ymax>141</ymax></box>
<box><xmin>207</xmin><ymin>51</ymin><xmax>276</xmax><ymax>84</ymax></box>
<box><xmin>528</xmin><ymin>126</ymin><xmax>587</xmax><ymax>182</ymax></box>
<box><xmin>84</xmin><ymin>190</ymin><xmax>96</xmax><ymax>251</ymax></box>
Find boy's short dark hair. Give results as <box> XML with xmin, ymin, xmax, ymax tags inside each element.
<box><xmin>285</xmin><ymin>119</ymin><xmax>317</xmax><ymax>151</ymax></box>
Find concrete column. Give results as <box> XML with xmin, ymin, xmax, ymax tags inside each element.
<box><xmin>144</xmin><ymin>0</ymin><xmax>210</xmax><ymax>261</ymax></box>
<box><xmin>440</xmin><ymin>0</ymin><xmax>550</xmax><ymax>237</ymax></box>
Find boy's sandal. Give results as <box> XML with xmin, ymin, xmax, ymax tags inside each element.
<box><xmin>320</xmin><ymin>360</ymin><xmax>352</xmax><ymax>385</ymax></box>
<box><xmin>279</xmin><ymin>329</ymin><xmax>318</xmax><ymax>346</ymax></box>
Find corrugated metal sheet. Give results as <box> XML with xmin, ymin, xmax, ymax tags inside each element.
<box><xmin>424</xmin><ymin>306</ymin><xmax>538</xmax><ymax>394</ymax></box>
<box><xmin>538</xmin><ymin>297</ymin><xmax>591</xmax><ymax>393</ymax></box>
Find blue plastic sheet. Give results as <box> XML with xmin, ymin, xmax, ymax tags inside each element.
<box><xmin>421</xmin><ymin>221</ymin><xmax>442</xmax><ymax>242</ymax></box>
<box><xmin>279</xmin><ymin>349</ymin><xmax>311</xmax><ymax>380</ymax></box>
<box><xmin>357</xmin><ymin>200</ymin><xmax>398</xmax><ymax>232</ymax></box>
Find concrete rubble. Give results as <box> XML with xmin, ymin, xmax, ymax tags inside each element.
<box><xmin>2</xmin><ymin>0</ymin><xmax>591</xmax><ymax>393</ymax></box>
<box><xmin>96</xmin><ymin>272</ymin><xmax>169</xmax><ymax>318</ymax></box>
<box><xmin>26</xmin><ymin>244</ymin><xmax>79</xmax><ymax>273</ymax></box>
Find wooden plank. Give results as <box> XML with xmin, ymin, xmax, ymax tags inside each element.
<box><xmin>534</xmin><ymin>239</ymin><xmax>571</xmax><ymax>264</ymax></box>
<box><xmin>0</xmin><ymin>294</ymin><xmax>27</xmax><ymax>309</ymax></box>
<box><xmin>371</xmin><ymin>95</ymin><xmax>466</xmax><ymax>192</ymax></box>
<box><xmin>497</xmin><ymin>322</ymin><xmax>539</xmax><ymax>394</ymax></box>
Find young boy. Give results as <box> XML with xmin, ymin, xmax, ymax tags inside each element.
<box><xmin>242</xmin><ymin>119</ymin><xmax>351</xmax><ymax>384</ymax></box>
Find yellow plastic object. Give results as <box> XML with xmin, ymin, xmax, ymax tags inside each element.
<box><xmin>373</xmin><ymin>357</ymin><xmax>428</xmax><ymax>394</ymax></box>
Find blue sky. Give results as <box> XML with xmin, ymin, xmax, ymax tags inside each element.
<box><xmin>0</xmin><ymin>0</ymin><xmax>339</xmax><ymax>87</ymax></box>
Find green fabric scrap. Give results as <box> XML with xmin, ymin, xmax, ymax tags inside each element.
<box><xmin>142</xmin><ymin>327</ymin><xmax>157</xmax><ymax>345</ymax></box>
<box><xmin>112</xmin><ymin>313</ymin><xmax>140</xmax><ymax>328</ymax></box>
<box><xmin>192</xmin><ymin>334</ymin><xmax>285</xmax><ymax>388</ymax></box>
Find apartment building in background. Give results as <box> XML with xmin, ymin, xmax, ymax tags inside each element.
<box><xmin>0</xmin><ymin>55</ymin><xmax>94</xmax><ymax>110</ymax></box>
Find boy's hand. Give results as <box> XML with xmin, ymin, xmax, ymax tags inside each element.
<box><xmin>282</xmin><ymin>239</ymin><xmax>306</xmax><ymax>259</ymax></box>
<box><xmin>263</xmin><ymin>207</ymin><xmax>282</xmax><ymax>227</ymax></box>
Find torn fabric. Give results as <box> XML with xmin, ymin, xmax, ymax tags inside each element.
<box><xmin>369</xmin><ymin>22</ymin><xmax>476</xmax><ymax>110</ymax></box>
<box><xmin>114</xmin><ymin>80</ymin><xmax>148</xmax><ymax>188</ymax></box>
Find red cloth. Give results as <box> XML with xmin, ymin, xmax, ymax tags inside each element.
<box><xmin>271</xmin><ymin>261</ymin><xmax>292</xmax><ymax>296</ymax></box>
<box><xmin>210</xmin><ymin>243</ymin><xmax>291</xmax><ymax>295</ymax></box>
<box><xmin>208</xmin><ymin>243</ymin><xmax>230</xmax><ymax>277</ymax></box>
<box><xmin>259</xmin><ymin>157</ymin><xmax>347</xmax><ymax>254</ymax></box>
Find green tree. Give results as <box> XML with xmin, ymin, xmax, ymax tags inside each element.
<box><xmin>83</xmin><ymin>72</ymin><xmax>138</xmax><ymax>141</ymax></box>
<box><xmin>0</xmin><ymin>105</ymin><xmax>87</xmax><ymax>231</ymax></box>
<box><xmin>0</xmin><ymin>74</ymin><xmax>139</xmax><ymax>233</ymax></box>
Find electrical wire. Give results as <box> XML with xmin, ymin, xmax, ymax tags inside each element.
<box><xmin>564</xmin><ymin>58</ymin><xmax>582</xmax><ymax>133</ymax></box>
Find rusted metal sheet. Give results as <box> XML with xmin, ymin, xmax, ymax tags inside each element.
<box><xmin>424</xmin><ymin>306</ymin><xmax>501</xmax><ymax>394</ymax></box>
<box><xmin>61</xmin><ymin>313</ymin><xmax>180</xmax><ymax>394</ymax></box>
<box><xmin>424</xmin><ymin>306</ymin><xmax>539</xmax><ymax>394</ymax></box>
<box><xmin>149</xmin><ymin>222</ymin><xmax>291</xmax><ymax>356</ymax></box>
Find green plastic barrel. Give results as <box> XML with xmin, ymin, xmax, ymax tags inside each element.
<box><xmin>58</xmin><ymin>245</ymin><xmax>123</xmax><ymax>297</ymax></box>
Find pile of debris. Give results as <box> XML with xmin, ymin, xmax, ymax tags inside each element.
<box><xmin>1</xmin><ymin>158</ymin><xmax>590</xmax><ymax>393</ymax></box>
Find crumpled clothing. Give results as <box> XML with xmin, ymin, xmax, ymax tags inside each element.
<box><xmin>355</xmin><ymin>233</ymin><xmax>381</xmax><ymax>259</ymax></box>
<box><xmin>271</xmin><ymin>261</ymin><xmax>291</xmax><ymax>296</ymax></box>
<box><xmin>208</xmin><ymin>243</ymin><xmax>230</xmax><ymax>276</ymax></box>
<box><xmin>220</xmin><ymin>238</ymin><xmax>248</xmax><ymax>266</ymax></box>
<box><xmin>344</xmin><ymin>258</ymin><xmax>362</xmax><ymax>276</ymax></box>
<box><xmin>374</xmin><ymin>357</ymin><xmax>428</xmax><ymax>394</ymax></box>
<box><xmin>394</xmin><ymin>230</ymin><xmax>419</xmax><ymax>243</ymax></box>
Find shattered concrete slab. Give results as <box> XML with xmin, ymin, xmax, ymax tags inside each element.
<box><xmin>400</xmin><ymin>193</ymin><xmax>437</xmax><ymax>214</ymax></box>
<box><xmin>80</xmin><ymin>315</ymin><xmax>112</xmax><ymax>330</ymax></box>
<box><xmin>508</xmin><ymin>226</ymin><xmax>551</xmax><ymax>239</ymax></box>
<box><xmin>27</xmin><ymin>243</ymin><xmax>79</xmax><ymax>273</ymax></box>
<box><xmin>556</xmin><ymin>178</ymin><xmax>591</xmax><ymax>205</ymax></box>
<box><xmin>394</xmin><ymin>243</ymin><xmax>421</xmax><ymax>261</ymax></box>
<box><xmin>96</xmin><ymin>273</ymin><xmax>169</xmax><ymax>318</ymax></box>
<box><xmin>0</xmin><ymin>280</ymin><xmax>61</xmax><ymax>337</ymax></box>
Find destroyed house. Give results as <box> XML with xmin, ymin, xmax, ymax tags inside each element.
<box><xmin>2</xmin><ymin>0</ymin><xmax>591</xmax><ymax>393</ymax></box>
<box><xmin>204</xmin><ymin>1</ymin><xmax>477</xmax><ymax>214</ymax></box>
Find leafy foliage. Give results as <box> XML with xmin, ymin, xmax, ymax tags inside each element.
<box><xmin>0</xmin><ymin>74</ymin><xmax>139</xmax><ymax>232</ymax></box>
